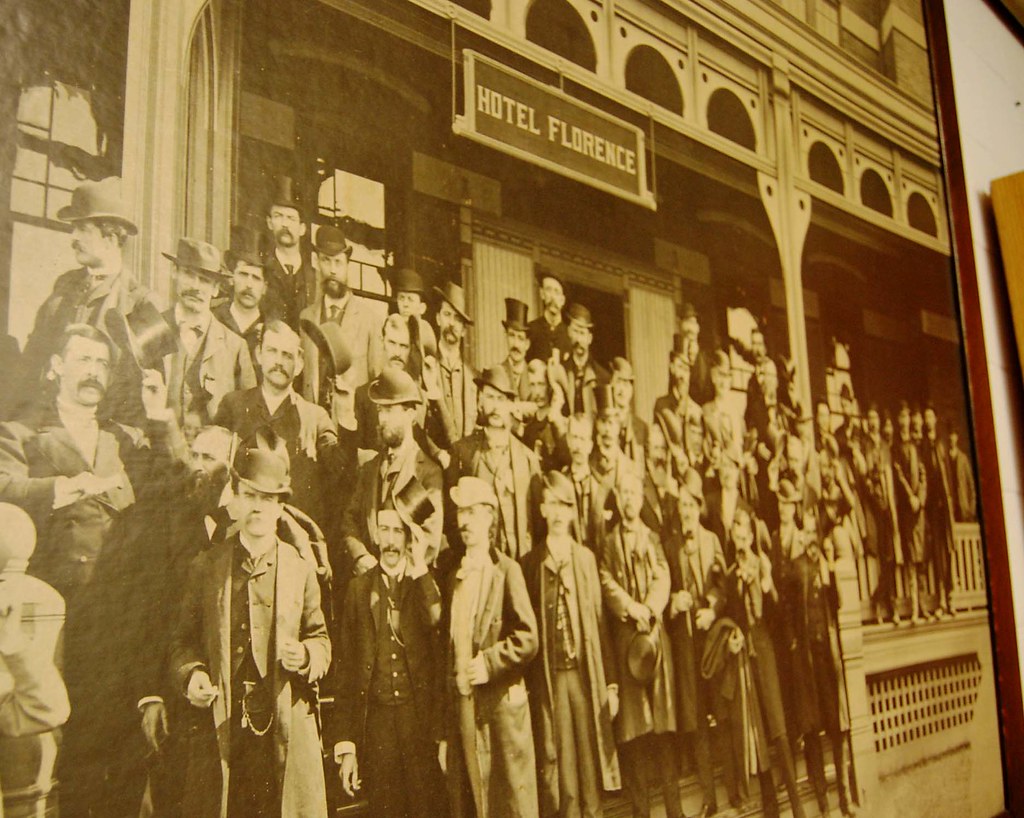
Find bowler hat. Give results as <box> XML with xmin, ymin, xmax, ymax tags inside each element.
<box><xmin>450</xmin><ymin>476</ymin><xmax>498</xmax><ymax>509</ymax></box>
<box><xmin>593</xmin><ymin>384</ymin><xmax>616</xmax><ymax>418</ymax></box>
<box><xmin>627</xmin><ymin>627</ymin><xmax>662</xmax><ymax>684</ymax></box>
<box><xmin>391</xmin><ymin>268</ymin><xmax>425</xmax><ymax>294</ymax></box>
<box><xmin>610</xmin><ymin>357</ymin><xmax>634</xmax><ymax>382</ymax></box>
<box><xmin>312</xmin><ymin>224</ymin><xmax>350</xmax><ymax>257</ymax></box>
<box><xmin>300</xmin><ymin>319</ymin><xmax>353</xmax><ymax>378</ymax></box>
<box><xmin>475</xmin><ymin>365</ymin><xmax>516</xmax><ymax>398</ymax></box>
<box><xmin>566</xmin><ymin>303</ymin><xmax>594</xmax><ymax>329</ymax></box>
<box><xmin>535</xmin><ymin>263</ymin><xmax>563</xmax><ymax>289</ymax></box>
<box><xmin>233</xmin><ymin>442</ymin><xmax>291</xmax><ymax>496</ymax></box>
<box><xmin>57</xmin><ymin>177</ymin><xmax>138</xmax><ymax>235</ymax></box>
<box><xmin>502</xmin><ymin>298</ymin><xmax>529</xmax><ymax>332</ymax></box>
<box><xmin>433</xmin><ymin>281</ymin><xmax>474</xmax><ymax>325</ymax></box>
<box><xmin>679</xmin><ymin>467</ymin><xmax>704</xmax><ymax>503</ymax></box>
<box><xmin>777</xmin><ymin>479</ymin><xmax>800</xmax><ymax>505</ymax></box>
<box><xmin>270</xmin><ymin>175</ymin><xmax>303</xmax><ymax>214</ymax></box>
<box><xmin>225</xmin><ymin>224</ymin><xmax>264</xmax><ymax>269</ymax></box>
<box><xmin>162</xmin><ymin>237</ymin><xmax>226</xmax><ymax>280</ymax></box>
<box><xmin>104</xmin><ymin>302</ymin><xmax>178</xmax><ymax>371</ymax></box>
<box><xmin>368</xmin><ymin>367</ymin><xmax>422</xmax><ymax>406</ymax></box>
<box><xmin>542</xmin><ymin>471</ymin><xmax>575</xmax><ymax>506</ymax></box>
<box><xmin>395</xmin><ymin>478</ymin><xmax>436</xmax><ymax>527</ymax></box>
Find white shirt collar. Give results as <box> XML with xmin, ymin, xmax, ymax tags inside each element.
<box><xmin>261</xmin><ymin>385</ymin><xmax>295</xmax><ymax>415</ymax></box>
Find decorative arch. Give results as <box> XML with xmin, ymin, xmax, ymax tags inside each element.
<box><xmin>907</xmin><ymin>191</ymin><xmax>938</xmax><ymax>236</ymax></box>
<box><xmin>706</xmin><ymin>87</ymin><xmax>756</xmax><ymax>151</ymax></box>
<box><xmin>624</xmin><ymin>45</ymin><xmax>683</xmax><ymax>115</ymax></box>
<box><xmin>808</xmin><ymin>141</ymin><xmax>844</xmax><ymax>194</ymax></box>
<box><xmin>525</xmin><ymin>0</ymin><xmax>597</xmax><ymax>72</ymax></box>
<box><xmin>860</xmin><ymin>169</ymin><xmax>893</xmax><ymax>217</ymax></box>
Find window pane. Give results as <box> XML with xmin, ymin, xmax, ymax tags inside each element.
<box><xmin>13</xmin><ymin>147</ymin><xmax>48</xmax><ymax>183</ymax></box>
<box><xmin>10</xmin><ymin>179</ymin><xmax>46</xmax><ymax>217</ymax></box>
<box><xmin>17</xmin><ymin>86</ymin><xmax>53</xmax><ymax>130</ymax></box>
<box><xmin>48</xmin><ymin>161</ymin><xmax>80</xmax><ymax>191</ymax></box>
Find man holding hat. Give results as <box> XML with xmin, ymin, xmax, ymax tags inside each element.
<box><xmin>438</xmin><ymin>476</ymin><xmax>539</xmax><ymax>818</ymax></box>
<box><xmin>171</xmin><ymin>444</ymin><xmax>331</xmax><ymax>818</ymax></box>
<box><xmin>528</xmin><ymin>265</ymin><xmax>571</xmax><ymax>364</ymax></box>
<box><xmin>262</xmin><ymin>176</ymin><xmax>315</xmax><ymax>330</ymax></box>
<box><xmin>609</xmin><ymin>357</ymin><xmax>647</xmax><ymax>468</ymax></box>
<box><xmin>299</xmin><ymin>223</ymin><xmax>377</xmax><ymax>394</ymax></box>
<box><xmin>446</xmin><ymin>365</ymin><xmax>542</xmax><ymax>562</ymax></box>
<box><xmin>431</xmin><ymin>281</ymin><xmax>478</xmax><ymax>447</ymax></box>
<box><xmin>161</xmin><ymin>236</ymin><xmax>256</xmax><ymax>424</ymax></box>
<box><xmin>522</xmin><ymin>470</ymin><xmax>621</xmax><ymax>818</ymax></box>
<box><xmin>214</xmin><ymin>224</ymin><xmax>268</xmax><ymax>369</ymax></box>
<box><xmin>561</xmin><ymin>303</ymin><xmax>609</xmax><ymax>417</ymax></box>
<box><xmin>599</xmin><ymin>464</ymin><xmax>681</xmax><ymax>818</ymax></box>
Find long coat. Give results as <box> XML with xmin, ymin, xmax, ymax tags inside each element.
<box><xmin>170</xmin><ymin>535</ymin><xmax>332</xmax><ymax>818</ymax></box>
<box><xmin>862</xmin><ymin>435</ymin><xmax>902</xmax><ymax>563</ymax></box>
<box><xmin>891</xmin><ymin>436</ymin><xmax>927</xmax><ymax>564</ymax></box>
<box><xmin>560</xmin><ymin>465</ymin><xmax>613</xmax><ymax>553</ymax></box>
<box><xmin>522</xmin><ymin>541</ymin><xmax>621</xmax><ymax>813</ymax></box>
<box><xmin>599</xmin><ymin>521</ymin><xmax>676</xmax><ymax>744</ymax></box>
<box><xmin>298</xmin><ymin>298</ymin><xmax>379</xmax><ymax>401</ymax></box>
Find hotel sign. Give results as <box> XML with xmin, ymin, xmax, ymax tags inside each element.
<box><xmin>454</xmin><ymin>51</ymin><xmax>655</xmax><ymax>210</ymax></box>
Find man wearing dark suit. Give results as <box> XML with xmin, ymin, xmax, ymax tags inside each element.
<box><xmin>160</xmin><ymin>237</ymin><xmax>257</xmax><ymax>424</ymax></box>
<box><xmin>446</xmin><ymin>367</ymin><xmax>541</xmax><ymax>561</ymax></box>
<box><xmin>862</xmin><ymin>405</ymin><xmax>902</xmax><ymax>624</ymax></box>
<box><xmin>642</xmin><ymin>418</ymin><xmax>678</xmax><ymax>539</ymax></box>
<box><xmin>527</xmin><ymin>266</ymin><xmax>571</xmax><ymax>364</ymax></box>
<box><xmin>609</xmin><ymin>357</ymin><xmax>648</xmax><ymax>469</ymax></box>
<box><xmin>333</xmin><ymin>507</ymin><xmax>445</xmax><ymax>818</ymax></box>
<box><xmin>892</xmin><ymin>401</ymin><xmax>927</xmax><ymax>623</ymax></box>
<box><xmin>561</xmin><ymin>303</ymin><xmax>609</xmax><ymax>418</ymax></box>
<box><xmin>702</xmin><ymin>450</ymin><xmax>753</xmax><ymax>565</ymax></box>
<box><xmin>493</xmin><ymin>297</ymin><xmax>533</xmax><ymax>402</ymax></box>
<box><xmin>561</xmin><ymin>413</ymin><xmax>611</xmax><ymax>553</ymax></box>
<box><xmin>431</xmin><ymin>282</ymin><xmax>478</xmax><ymax>451</ymax></box>
<box><xmin>213</xmin><ymin>225</ymin><xmax>267</xmax><ymax>371</ymax></box>
<box><xmin>439</xmin><ymin>477</ymin><xmax>539</xmax><ymax>818</ymax></box>
<box><xmin>678</xmin><ymin>302</ymin><xmax>713</xmax><ymax>406</ymax></box>
<box><xmin>922</xmin><ymin>404</ymin><xmax>957</xmax><ymax>618</ymax></box>
<box><xmin>262</xmin><ymin>176</ymin><xmax>315</xmax><ymax>330</ymax></box>
<box><xmin>354</xmin><ymin>313</ymin><xmax>412</xmax><ymax>454</ymax></box>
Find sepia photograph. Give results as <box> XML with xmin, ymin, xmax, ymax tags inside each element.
<box><xmin>0</xmin><ymin>0</ymin><xmax>1021</xmax><ymax>817</ymax></box>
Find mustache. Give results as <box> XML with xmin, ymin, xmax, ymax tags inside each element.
<box><xmin>180</xmin><ymin>288</ymin><xmax>203</xmax><ymax>300</ymax></box>
<box><xmin>269</xmin><ymin>365</ymin><xmax>290</xmax><ymax>378</ymax></box>
<box><xmin>78</xmin><ymin>377</ymin><xmax>105</xmax><ymax>393</ymax></box>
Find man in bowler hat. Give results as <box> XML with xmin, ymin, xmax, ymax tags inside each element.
<box><xmin>561</xmin><ymin>303</ymin><xmax>609</xmax><ymax>417</ymax></box>
<box><xmin>262</xmin><ymin>175</ymin><xmax>315</xmax><ymax>329</ymax></box>
<box><xmin>214</xmin><ymin>224</ymin><xmax>268</xmax><ymax>369</ymax></box>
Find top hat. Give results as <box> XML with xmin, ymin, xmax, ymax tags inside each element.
<box><xmin>433</xmin><ymin>281</ymin><xmax>474</xmax><ymax>325</ymax></box>
<box><xmin>369</xmin><ymin>367</ymin><xmax>422</xmax><ymax>406</ymax></box>
<box><xmin>270</xmin><ymin>175</ymin><xmax>303</xmax><ymax>214</ymax></box>
<box><xmin>233</xmin><ymin>440</ymin><xmax>291</xmax><ymax>496</ymax></box>
<box><xmin>610</xmin><ymin>357</ymin><xmax>634</xmax><ymax>382</ymax></box>
<box><xmin>312</xmin><ymin>224</ymin><xmax>350</xmax><ymax>257</ymax></box>
<box><xmin>680</xmin><ymin>302</ymin><xmax>698</xmax><ymax>322</ymax></box>
<box><xmin>670</xmin><ymin>333</ymin><xmax>689</xmax><ymax>358</ymax></box>
<box><xmin>502</xmin><ymin>298</ymin><xmax>530</xmax><ymax>332</ymax></box>
<box><xmin>391</xmin><ymin>268</ymin><xmax>425</xmax><ymax>294</ymax></box>
<box><xmin>395</xmin><ymin>478</ymin><xmax>437</xmax><ymax>528</ymax></box>
<box><xmin>105</xmin><ymin>302</ymin><xmax>178</xmax><ymax>371</ymax></box>
<box><xmin>225</xmin><ymin>225</ymin><xmax>264</xmax><ymax>270</ymax></box>
<box><xmin>679</xmin><ymin>467</ymin><xmax>704</xmax><ymax>503</ymax></box>
<box><xmin>450</xmin><ymin>476</ymin><xmax>498</xmax><ymax>509</ymax></box>
<box><xmin>475</xmin><ymin>366</ymin><xmax>517</xmax><ymax>398</ymax></box>
<box><xmin>777</xmin><ymin>478</ymin><xmax>800</xmax><ymax>505</ymax></box>
<box><xmin>57</xmin><ymin>177</ymin><xmax>138</xmax><ymax>235</ymax></box>
<box><xmin>593</xmin><ymin>384</ymin><xmax>616</xmax><ymax>418</ymax></box>
<box><xmin>162</xmin><ymin>237</ymin><xmax>226</xmax><ymax>281</ymax></box>
<box><xmin>534</xmin><ymin>263</ymin><xmax>563</xmax><ymax>288</ymax></box>
<box><xmin>300</xmin><ymin>319</ymin><xmax>353</xmax><ymax>378</ymax></box>
<box><xmin>566</xmin><ymin>303</ymin><xmax>594</xmax><ymax>329</ymax></box>
<box><xmin>627</xmin><ymin>628</ymin><xmax>661</xmax><ymax>684</ymax></box>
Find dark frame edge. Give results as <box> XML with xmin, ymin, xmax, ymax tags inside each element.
<box><xmin>922</xmin><ymin>1</ymin><xmax>1024</xmax><ymax>814</ymax></box>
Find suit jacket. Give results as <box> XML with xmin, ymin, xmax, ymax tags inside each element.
<box><xmin>170</xmin><ymin>535</ymin><xmax>331</xmax><ymax>818</ymax></box>
<box><xmin>702</xmin><ymin>487</ymin><xmax>756</xmax><ymax>565</ymax></box>
<box><xmin>299</xmin><ymin>297</ymin><xmax>378</xmax><ymax>402</ymax></box>
<box><xmin>892</xmin><ymin>436</ymin><xmax>927</xmax><ymax>562</ymax></box>
<box><xmin>862</xmin><ymin>434</ymin><xmax>901</xmax><ymax>562</ymax></box>
<box><xmin>561</xmin><ymin>465</ymin><xmax>613</xmax><ymax>552</ymax></box>
<box><xmin>653</xmin><ymin>390</ymin><xmax>706</xmax><ymax>474</ymax></box>
<box><xmin>920</xmin><ymin>434</ymin><xmax>956</xmax><ymax>549</ymax></box>
<box><xmin>619</xmin><ymin>413</ymin><xmax>648</xmax><ymax>470</ymax></box>
<box><xmin>263</xmin><ymin>251</ymin><xmax>316</xmax><ymax>330</ymax></box>
<box><xmin>211</xmin><ymin>302</ymin><xmax>262</xmax><ymax>373</ymax></box>
<box><xmin>446</xmin><ymin>430</ymin><xmax>541</xmax><ymax>560</ymax></box>
<box><xmin>428</xmin><ymin>353</ymin><xmax>478</xmax><ymax>450</ymax></box>
<box><xmin>526</xmin><ymin>316</ymin><xmax>571</xmax><ymax>364</ymax></box>
<box><xmin>561</xmin><ymin>354</ymin><xmax>609</xmax><ymax>417</ymax></box>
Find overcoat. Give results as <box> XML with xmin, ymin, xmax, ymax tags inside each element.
<box><xmin>521</xmin><ymin>540</ymin><xmax>621</xmax><ymax>813</ymax></box>
<box><xmin>891</xmin><ymin>435</ymin><xmax>927</xmax><ymax>564</ymax></box>
<box><xmin>862</xmin><ymin>435</ymin><xmax>902</xmax><ymax>563</ymax></box>
<box><xmin>170</xmin><ymin>534</ymin><xmax>331</xmax><ymax>818</ymax></box>
<box><xmin>560</xmin><ymin>465</ymin><xmax>613</xmax><ymax>553</ymax></box>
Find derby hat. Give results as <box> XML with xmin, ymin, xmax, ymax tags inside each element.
<box><xmin>534</xmin><ymin>263</ymin><xmax>563</xmax><ymax>289</ymax></box>
<box><xmin>610</xmin><ymin>356</ymin><xmax>634</xmax><ymax>382</ymax></box>
<box><xmin>542</xmin><ymin>470</ymin><xmax>576</xmax><ymax>506</ymax></box>
<box><xmin>233</xmin><ymin>441</ymin><xmax>291</xmax><ymax>496</ymax></box>
<box><xmin>450</xmin><ymin>476</ymin><xmax>498</xmax><ymax>509</ymax></box>
<box><xmin>162</xmin><ymin>237</ymin><xmax>226</xmax><ymax>281</ymax></box>
<box><xmin>626</xmin><ymin>627</ymin><xmax>662</xmax><ymax>684</ymax></box>
<box><xmin>433</xmin><ymin>281</ymin><xmax>474</xmax><ymax>325</ymax></box>
<box><xmin>57</xmin><ymin>177</ymin><xmax>138</xmax><ymax>235</ymax></box>
<box><xmin>776</xmin><ymin>478</ymin><xmax>800</xmax><ymax>505</ymax></box>
<box><xmin>392</xmin><ymin>268</ymin><xmax>425</xmax><ymax>294</ymax></box>
<box><xmin>474</xmin><ymin>365</ymin><xmax>517</xmax><ymax>398</ymax></box>
<box><xmin>270</xmin><ymin>175</ymin><xmax>303</xmax><ymax>213</ymax></box>
<box><xmin>300</xmin><ymin>319</ymin><xmax>353</xmax><ymax>378</ymax></box>
<box><xmin>225</xmin><ymin>224</ymin><xmax>264</xmax><ymax>269</ymax></box>
<box><xmin>312</xmin><ymin>224</ymin><xmax>350</xmax><ymax>257</ymax></box>
<box><xmin>566</xmin><ymin>303</ymin><xmax>594</xmax><ymax>329</ymax></box>
<box><xmin>679</xmin><ymin>467</ymin><xmax>704</xmax><ymax>503</ymax></box>
<box><xmin>104</xmin><ymin>302</ymin><xmax>178</xmax><ymax>371</ymax></box>
<box><xmin>395</xmin><ymin>478</ymin><xmax>437</xmax><ymax>528</ymax></box>
<box><xmin>368</xmin><ymin>367</ymin><xmax>422</xmax><ymax>406</ymax></box>
<box><xmin>502</xmin><ymin>298</ymin><xmax>529</xmax><ymax>332</ymax></box>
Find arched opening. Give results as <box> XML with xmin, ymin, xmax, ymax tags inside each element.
<box><xmin>525</xmin><ymin>0</ymin><xmax>597</xmax><ymax>72</ymax></box>
<box><xmin>808</xmin><ymin>141</ymin><xmax>844</xmax><ymax>194</ymax></box>
<box><xmin>860</xmin><ymin>169</ymin><xmax>893</xmax><ymax>217</ymax></box>
<box><xmin>706</xmin><ymin>87</ymin><xmax>756</xmax><ymax>151</ymax></box>
<box><xmin>624</xmin><ymin>45</ymin><xmax>683</xmax><ymax>115</ymax></box>
<box><xmin>453</xmin><ymin>0</ymin><xmax>491</xmax><ymax>18</ymax></box>
<box><xmin>907</xmin><ymin>191</ymin><xmax>938</xmax><ymax>236</ymax></box>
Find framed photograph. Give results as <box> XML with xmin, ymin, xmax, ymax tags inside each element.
<box><xmin>0</xmin><ymin>0</ymin><xmax>1020</xmax><ymax>816</ymax></box>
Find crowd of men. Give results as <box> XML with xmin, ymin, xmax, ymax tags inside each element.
<box><xmin>0</xmin><ymin>175</ymin><xmax>979</xmax><ymax>818</ymax></box>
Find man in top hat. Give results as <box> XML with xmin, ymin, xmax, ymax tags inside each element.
<box><xmin>494</xmin><ymin>297</ymin><xmax>534</xmax><ymax>405</ymax></box>
<box><xmin>598</xmin><ymin>464</ymin><xmax>681</xmax><ymax>818</ymax></box>
<box><xmin>214</xmin><ymin>224</ymin><xmax>268</xmax><ymax>370</ymax></box>
<box><xmin>609</xmin><ymin>357</ymin><xmax>647</xmax><ymax>468</ymax></box>
<box><xmin>262</xmin><ymin>176</ymin><xmax>315</xmax><ymax>329</ymax></box>
<box><xmin>561</xmin><ymin>413</ymin><xmax>612</xmax><ymax>554</ymax></box>
<box><xmin>430</xmin><ymin>281</ymin><xmax>478</xmax><ymax>448</ymax></box>
<box><xmin>170</xmin><ymin>444</ymin><xmax>331</xmax><ymax>818</ymax></box>
<box><xmin>663</xmin><ymin>467</ymin><xmax>732</xmax><ymax>818</ymax></box>
<box><xmin>332</xmin><ymin>505</ymin><xmax>446</xmax><ymax>818</ymax></box>
<box><xmin>446</xmin><ymin>366</ymin><xmax>542</xmax><ymax>562</ymax></box>
<box><xmin>341</xmin><ymin>367</ymin><xmax>443</xmax><ymax>581</ymax></box>
<box><xmin>528</xmin><ymin>265</ymin><xmax>572</xmax><ymax>364</ymax></box>
<box><xmin>561</xmin><ymin>303</ymin><xmax>609</xmax><ymax>417</ymax></box>
<box><xmin>522</xmin><ymin>470</ymin><xmax>621</xmax><ymax>818</ymax></box>
<box><xmin>20</xmin><ymin>177</ymin><xmax>157</xmax><ymax>423</ymax></box>
<box><xmin>653</xmin><ymin>336</ymin><xmax>706</xmax><ymax>477</ymax></box>
<box><xmin>438</xmin><ymin>476</ymin><xmax>539</xmax><ymax>818</ymax></box>
<box><xmin>161</xmin><ymin>237</ymin><xmax>257</xmax><ymax>424</ymax></box>
<box><xmin>0</xmin><ymin>323</ymin><xmax>187</xmax><ymax>817</ymax></box>
<box><xmin>299</xmin><ymin>223</ymin><xmax>378</xmax><ymax>397</ymax></box>
<box><xmin>679</xmin><ymin>302</ymin><xmax>713</xmax><ymax>405</ymax></box>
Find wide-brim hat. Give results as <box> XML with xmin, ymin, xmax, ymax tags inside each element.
<box><xmin>104</xmin><ymin>302</ymin><xmax>177</xmax><ymax>371</ymax></box>
<box><xmin>450</xmin><ymin>476</ymin><xmax>498</xmax><ymax>509</ymax></box>
<box><xmin>566</xmin><ymin>303</ymin><xmax>594</xmax><ymax>329</ymax></box>
<box><xmin>627</xmin><ymin>628</ymin><xmax>661</xmax><ymax>683</ymax></box>
<box><xmin>300</xmin><ymin>319</ymin><xmax>352</xmax><ymax>377</ymax></box>
<box><xmin>391</xmin><ymin>267</ymin><xmax>425</xmax><ymax>294</ymax></box>
<box><xmin>475</xmin><ymin>365</ymin><xmax>517</xmax><ymax>398</ymax></box>
<box><xmin>312</xmin><ymin>224</ymin><xmax>350</xmax><ymax>257</ymax></box>
<box><xmin>225</xmin><ymin>224</ymin><xmax>264</xmax><ymax>269</ymax></box>
<box><xmin>57</xmin><ymin>177</ymin><xmax>138</xmax><ymax>235</ymax></box>
<box><xmin>502</xmin><ymin>298</ymin><xmax>530</xmax><ymax>332</ymax></box>
<box><xmin>162</xmin><ymin>237</ymin><xmax>226</xmax><ymax>281</ymax></box>
<box><xmin>368</xmin><ymin>367</ymin><xmax>422</xmax><ymax>406</ymax></box>
<box><xmin>433</xmin><ymin>281</ymin><xmax>473</xmax><ymax>325</ymax></box>
<box><xmin>233</xmin><ymin>443</ymin><xmax>291</xmax><ymax>496</ymax></box>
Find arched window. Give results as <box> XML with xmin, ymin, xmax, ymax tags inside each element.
<box><xmin>525</xmin><ymin>0</ymin><xmax>597</xmax><ymax>72</ymax></box>
<box><xmin>808</xmin><ymin>141</ymin><xmax>844</xmax><ymax>193</ymax></box>
<box><xmin>907</xmin><ymin>191</ymin><xmax>938</xmax><ymax>236</ymax></box>
<box><xmin>706</xmin><ymin>88</ymin><xmax>756</xmax><ymax>151</ymax></box>
<box><xmin>624</xmin><ymin>45</ymin><xmax>683</xmax><ymax>115</ymax></box>
<box><xmin>860</xmin><ymin>169</ymin><xmax>893</xmax><ymax>217</ymax></box>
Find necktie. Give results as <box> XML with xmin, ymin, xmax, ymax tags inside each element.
<box><xmin>284</xmin><ymin>263</ymin><xmax>295</xmax><ymax>276</ymax></box>
<box><xmin>329</xmin><ymin>304</ymin><xmax>340</xmax><ymax>322</ymax></box>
